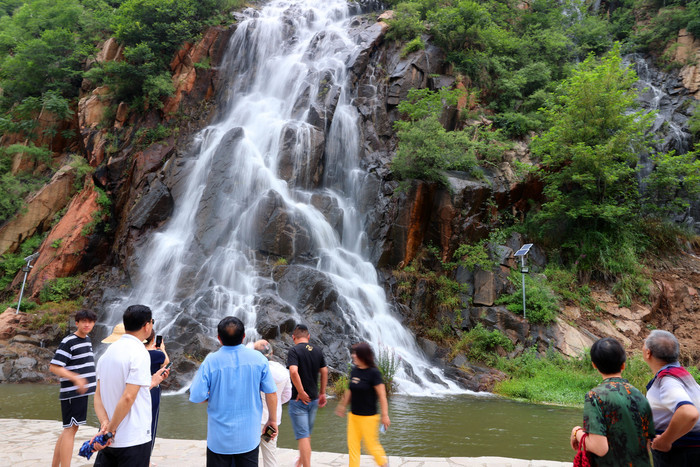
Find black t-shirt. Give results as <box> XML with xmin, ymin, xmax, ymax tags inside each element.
<box><xmin>287</xmin><ymin>342</ymin><xmax>326</xmax><ymax>400</ymax></box>
<box><xmin>349</xmin><ymin>366</ymin><xmax>383</xmax><ymax>416</ymax></box>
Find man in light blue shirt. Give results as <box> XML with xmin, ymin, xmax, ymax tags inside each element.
<box><xmin>190</xmin><ymin>316</ymin><xmax>278</xmax><ymax>467</ymax></box>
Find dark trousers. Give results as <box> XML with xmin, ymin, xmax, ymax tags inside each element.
<box><xmin>652</xmin><ymin>447</ymin><xmax>700</xmax><ymax>467</ymax></box>
<box><xmin>94</xmin><ymin>441</ymin><xmax>151</xmax><ymax>467</ymax></box>
<box><xmin>206</xmin><ymin>445</ymin><xmax>259</xmax><ymax>467</ymax></box>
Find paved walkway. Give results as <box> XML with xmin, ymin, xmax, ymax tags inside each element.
<box><xmin>0</xmin><ymin>418</ymin><xmax>572</xmax><ymax>466</ymax></box>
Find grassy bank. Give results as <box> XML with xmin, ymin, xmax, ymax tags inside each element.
<box><xmin>493</xmin><ymin>348</ymin><xmax>700</xmax><ymax>407</ymax></box>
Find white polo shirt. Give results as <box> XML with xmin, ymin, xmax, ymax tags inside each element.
<box><xmin>96</xmin><ymin>333</ymin><xmax>152</xmax><ymax>448</ymax></box>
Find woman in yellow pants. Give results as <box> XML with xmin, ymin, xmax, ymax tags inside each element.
<box><xmin>334</xmin><ymin>342</ymin><xmax>390</xmax><ymax>467</ymax></box>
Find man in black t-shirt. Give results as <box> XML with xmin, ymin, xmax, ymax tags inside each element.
<box><xmin>286</xmin><ymin>324</ymin><xmax>328</xmax><ymax>467</ymax></box>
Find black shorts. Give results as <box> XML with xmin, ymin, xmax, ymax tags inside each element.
<box><xmin>206</xmin><ymin>445</ymin><xmax>259</xmax><ymax>467</ymax></box>
<box><xmin>60</xmin><ymin>396</ymin><xmax>88</xmax><ymax>428</ymax></box>
<box><xmin>94</xmin><ymin>441</ymin><xmax>151</xmax><ymax>467</ymax></box>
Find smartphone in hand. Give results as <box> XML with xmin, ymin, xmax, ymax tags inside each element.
<box><xmin>155</xmin><ymin>335</ymin><xmax>163</xmax><ymax>348</ymax></box>
<box><xmin>262</xmin><ymin>425</ymin><xmax>276</xmax><ymax>442</ymax></box>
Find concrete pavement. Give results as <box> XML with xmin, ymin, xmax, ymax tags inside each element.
<box><xmin>0</xmin><ymin>418</ymin><xmax>572</xmax><ymax>466</ymax></box>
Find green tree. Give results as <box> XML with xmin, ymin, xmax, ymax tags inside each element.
<box><xmin>531</xmin><ymin>45</ymin><xmax>653</xmax><ymax>241</ymax></box>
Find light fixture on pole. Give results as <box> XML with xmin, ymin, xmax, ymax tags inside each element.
<box><xmin>513</xmin><ymin>243</ymin><xmax>533</xmax><ymax>320</ymax></box>
<box><xmin>16</xmin><ymin>252</ymin><xmax>39</xmax><ymax>314</ymax></box>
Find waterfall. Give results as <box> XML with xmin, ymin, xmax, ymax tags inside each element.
<box><xmin>106</xmin><ymin>0</ymin><xmax>465</xmax><ymax>395</ymax></box>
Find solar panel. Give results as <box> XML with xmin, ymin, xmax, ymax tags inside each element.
<box><xmin>514</xmin><ymin>243</ymin><xmax>533</xmax><ymax>257</ymax></box>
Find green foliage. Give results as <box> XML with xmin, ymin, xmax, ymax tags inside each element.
<box><xmin>393</xmin><ymin>246</ymin><xmax>469</xmax><ymax>320</ymax></box>
<box><xmin>0</xmin><ymin>234</ymin><xmax>44</xmax><ymax>290</ymax></box>
<box><xmin>495</xmin><ymin>347</ymin><xmax>601</xmax><ymax>405</ymax></box>
<box><xmin>401</xmin><ymin>36</ymin><xmax>425</xmax><ymax>57</ymax></box>
<box><xmin>543</xmin><ymin>264</ymin><xmax>592</xmax><ymax>308</ymax></box>
<box><xmin>38</xmin><ymin>276</ymin><xmax>82</xmax><ymax>303</ymax></box>
<box><xmin>376</xmin><ymin>347</ymin><xmax>399</xmax><ymax>395</ymax></box>
<box><xmin>452</xmin><ymin>323</ymin><xmax>513</xmax><ymax>366</ymax></box>
<box><xmin>332</xmin><ymin>374</ymin><xmax>348</xmax><ymax>396</ymax></box>
<box><xmin>69</xmin><ymin>155</ymin><xmax>95</xmax><ymax>191</ymax></box>
<box><xmin>392</xmin><ymin>87</ymin><xmax>512</xmax><ymax>184</ymax></box>
<box><xmin>642</xmin><ymin>149</ymin><xmax>700</xmax><ymax>218</ymax></box>
<box><xmin>136</xmin><ymin>124</ymin><xmax>172</xmax><ymax>147</ymax></box>
<box><xmin>453</xmin><ymin>240</ymin><xmax>496</xmax><ymax>272</ymax></box>
<box><xmin>496</xmin><ymin>270</ymin><xmax>559</xmax><ymax>324</ymax></box>
<box><xmin>385</xmin><ymin>2</ymin><xmax>424</xmax><ymax>42</ymax></box>
<box><xmin>528</xmin><ymin>45</ymin><xmax>660</xmax><ymax>290</ymax></box>
<box><xmin>495</xmin><ymin>348</ymin><xmax>700</xmax><ymax>406</ymax></box>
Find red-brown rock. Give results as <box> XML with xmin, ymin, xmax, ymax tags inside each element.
<box><xmin>16</xmin><ymin>180</ymin><xmax>101</xmax><ymax>298</ymax></box>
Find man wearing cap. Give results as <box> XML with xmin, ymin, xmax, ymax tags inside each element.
<box><xmin>254</xmin><ymin>339</ymin><xmax>292</xmax><ymax>467</ymax></box>
<box><xmin>91</xmin><ymin>305</ymin><xmax>169</xmax><ymax>466</ymax></box>
<box><xmin>189</xmin><ymin>316</ymin><xmax>278</xmax><ymax>467</ymax></box>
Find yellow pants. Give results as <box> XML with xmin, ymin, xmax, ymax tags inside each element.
<box><xmin>347</xmin><ymin>413</ymin><xmax>387</xmax><ymax>467</ymax></box>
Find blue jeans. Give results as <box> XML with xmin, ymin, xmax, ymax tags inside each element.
<box><xmin>288</xmin><ymin>399</ymin><xmax>319</xmax><ymax>440</ymax></box>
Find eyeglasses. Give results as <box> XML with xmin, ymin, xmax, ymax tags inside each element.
<box><xmin>151</xmin><ymin>319</ymin><xmax>155</xmax><ymax>324</ymax></box>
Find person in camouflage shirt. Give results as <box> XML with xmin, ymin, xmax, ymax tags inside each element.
<box><xmin>571</xmin><ymin>337</ymin><xmax>655</xmax><ymax>466</ymax></box>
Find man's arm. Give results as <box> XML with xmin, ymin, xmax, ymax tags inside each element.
<box><xmin>50</xmin><ymin>363</ymin><xmax>88</xmax><ymax>394</ymax></box>
<box><xmin>318</xmin><ymin>366</ymin><xmax>328</xmax><ymax>407</ymax></box>
<box><xmin>652</xmin><ymin>404</ymin><xmax>700</xmax><ymax>452</ymax></box>
<box><xmin>281</xmin><ymin>375</ymin><xmax>293</xmax><ymax>405</ymax></box>
<box><xmin>263</xmin><ymin>392</ymin><xmax>279</xmax><ymax>439</ymax></box>
<box><xmin>93</xmin><ymin>381</ymin><xmax>110</xmax><ymax>433</ymax></box>
<box><xmin>289</xmin><ymin>365</ymin><xmax>310</xmax><ymax>404</ymax></box>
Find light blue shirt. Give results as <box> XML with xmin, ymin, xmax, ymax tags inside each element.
<box><xmin>189</xmin><ymin>344</ymin><xmax>277</xmax><ymax>454</ymax></box>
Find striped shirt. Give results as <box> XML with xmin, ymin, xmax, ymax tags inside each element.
<box><xmin>50</xmin><ymin>334</ymin><xmax>96</xmax><ymax>400</ymax></box>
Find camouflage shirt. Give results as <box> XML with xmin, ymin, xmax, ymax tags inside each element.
<box><xmin>583</xmin><ymin>377</ymin><xmax>654</xmax><ymax>467</ymax></box>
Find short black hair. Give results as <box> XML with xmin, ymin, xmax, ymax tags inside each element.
<box><xmin>123</xmin><ymin>305</ymin><xmax>152</xmax><ymax>332</ymax></box>
<box><xmin>218</xmin><ymin>316</ymin><xmax>244</xmax><ymax>346</ymax></box>
<box><xmin>75</xmin><ymin>309</ymin><xmax>97</xmax><ymax>322</ymax></box>
<box><xmin>292</xmin><ymin>324</ymin><xmax>309</xmax><ymax>338</ymax></box>
<box><xmin>590</xmin><ymin>337</ymin><xmax>626</xmax><ymax>375</ymax></box>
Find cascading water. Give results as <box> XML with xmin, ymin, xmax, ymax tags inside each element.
<box><xmin>106</xmin><ymin>0</ymin><xmax>465</xmax><ymax>394</ymax></box>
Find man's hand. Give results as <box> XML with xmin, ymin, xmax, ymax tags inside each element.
<box><xmin>74</xmin><ymin>376</ymin><xmax>88</xmax><ymax>394</ymax></box>
<box><xmin>296</xmin><ymin>390</ymin><xmax>311</xmax><ymax>405</ymax></box>
<box><xmin>318</xmin><ymin>393</ymin><xmax>327</xmax><ymax>408</ymax></box>
<box><xmin>651</xmin><ymin>434</ymin><xmax>673</xmax><ymax>452</ymax></box>
<box><xmin>90</xmin><ymin>430</ymin><xmax>114</xmax><ymax>451</ymax></box>
<box><xmin>262</xmin><ymin>420</ymin><xmax>279</xmax><ymax>440</ymax></box>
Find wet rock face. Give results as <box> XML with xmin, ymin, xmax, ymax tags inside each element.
<box><xmin>277</xmin><ymin>123</ymin><xmax>325</xmax><ymax>189</ymax></box>
<box><xmin>252</xmin><ymin>190</ymin><xmax>313</xmax><ymax>258</ymax></box>
<box><xmin>193</xmin><ymin>127</ymin><xmax>245</xmax><ymax>255</ymax></box>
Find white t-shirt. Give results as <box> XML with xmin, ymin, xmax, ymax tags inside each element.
<box><xmin>261</xmin><ymin>360</ymin><xmax>292</xmax><ymax>425</ymax></box>
<box><xmin>96</xmin><ymin>333</ymin><xmax>152</xmax><ymax>448</ymax></box>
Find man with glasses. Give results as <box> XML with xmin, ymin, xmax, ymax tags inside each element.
<box><xmin>91</xmin><ymin>305</ymin><xmax>169</xmax><ymax>466</ymax></box>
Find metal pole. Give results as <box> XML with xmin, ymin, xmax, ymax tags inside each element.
<box><xmin>521</xmin><ymin>256</ymin><xmax>526</xmax><ymax>320</ymax></box>
<box><xmin>15</xmin><ymin>256</ymin><xmax>36</xmax><ymax>314</ymax></box>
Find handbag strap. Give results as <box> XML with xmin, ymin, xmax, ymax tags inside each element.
<box><xmin>579</xmin><ymin>432</ymin><xmax>588</xmax><ymax>452</ymax></box>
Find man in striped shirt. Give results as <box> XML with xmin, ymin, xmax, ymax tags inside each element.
<box><xmin>50</xmin><ymin>309</ymin><xmax>97</xmax><ymax>466</ymax></box>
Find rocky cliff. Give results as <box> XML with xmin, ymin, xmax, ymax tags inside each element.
<box><xmin>1</xmin><ymin>7</ymin><xmax>699</xmax><ymax>392</ymax></box>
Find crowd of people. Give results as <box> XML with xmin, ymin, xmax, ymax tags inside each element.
<box><xmin>48</xmin><ymin>305</ymin><xmax>700</xmax><ymax>467</ymax></box>
<box><xmin>48</xmin><ymin>306</ymin><xmax>390</xmax><ymax>467</ymax></box>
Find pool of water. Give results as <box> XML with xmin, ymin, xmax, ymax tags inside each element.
<box><xmin>0</xmin><ymin>384</ymin><xmax>581</xmax><ymax>461</ymax></box>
